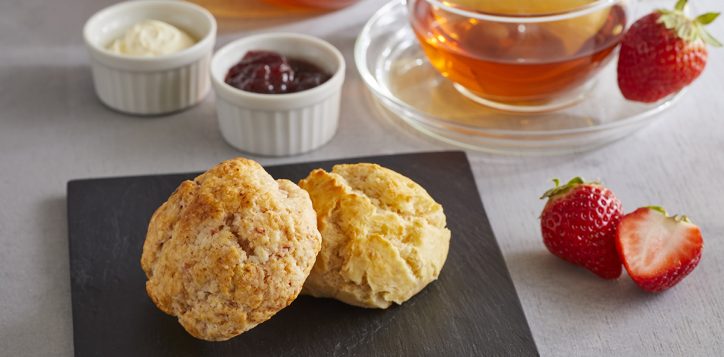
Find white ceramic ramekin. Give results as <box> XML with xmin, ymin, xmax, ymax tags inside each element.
<box><xmin>210</xmin><ymin>33</ymin><xmax>345</xmax><ymax>156</ymax></box>
<box><xmin>83</xmin><ymin>0</ymin><xmax>216</xmax><ymax>115</ymax></box>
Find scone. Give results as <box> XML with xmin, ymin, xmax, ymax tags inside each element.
<box><xmin>141</xmin><ymin>158</ymin><xmax>321</xmax><ymax>341</ymax></box>
<box><xmin>299</xmin><ymin>163</ymin><xmax>451</xmax><ymax>309</ymax></box>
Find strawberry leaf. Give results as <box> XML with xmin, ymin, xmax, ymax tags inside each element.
<box><xmin>674</xmin><ymin>0</ymin><xmax>687</xmax><ymax>12</ymax></box>
<box><xmin>644</xmin><ymin>206</ymin><xmax>694</xmax><ymax>223</ymax></box>
<box><xmin>645</xmin><ymin>206</ymin><xmax>669</xmax><ymax>216</ymax></box>
<box><xmin>658</xmin><ymin>5</ymin><xmax>722</xmax><ymax>47</ymax></box>
<box><xmin>696</xmin><ymin>12</ymin><xmax>720</xmax><ymax>25</ymax></box>
<box><xmin>674</xmin><ymin>215</ymin><xmax>693</xmax><ymax>223</ymax></box>
<box><xmin>540</xmin><ymin>177</ymin><xmax>587</xmax><ymax>199</ymax></box>
<box><xmin>698</xmin><ymin>26</ymin><xmax>723</xmax><ymax>47</ymax></box>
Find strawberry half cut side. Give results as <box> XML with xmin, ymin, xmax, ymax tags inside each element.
<box><xmin>616</xmin><ymin>206</ymin><xmax>703</xmax><ymax>292</ymax></box>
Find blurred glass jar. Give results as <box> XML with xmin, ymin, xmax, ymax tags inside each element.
<box><xmin>190</xmin><ymin>0</ymin><xmax>358</xmax><ymax>18</ymax></box>
<box><xmin>266</xmin><ymin>0</ymin><xmax>359</xmax><ymax>9</ymax></box>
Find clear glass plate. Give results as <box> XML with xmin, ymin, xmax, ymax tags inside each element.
<box><xmin>354</xmin><ymin>0</ymin><xmax>683</xmax><ymax>155</ymax></box>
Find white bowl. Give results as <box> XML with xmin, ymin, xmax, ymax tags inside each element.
<box><xmin>210</xmin><ymin>33</ymin><xmax>345</xmax><ymax>156</ymax></box>
<box><xmin>83</xmin><ymin>0</ymin><xmax>216</xmax><ymax>115</ymax></box>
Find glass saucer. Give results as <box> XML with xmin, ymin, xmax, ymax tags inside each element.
<box><xmin>354</xmin><ymin>0</ymin><xmax>683</xmax><ymax>155</ymax></box>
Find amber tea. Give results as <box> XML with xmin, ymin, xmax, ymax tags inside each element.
<box><xmin>409</xmin><ymin>0</ymin><xmax>628</xmax><ymax>107</ymax></box>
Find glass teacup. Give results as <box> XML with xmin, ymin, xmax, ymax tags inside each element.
<box><xmin>409</xmin><ymin>0</ymin><xmax>630</xmax><ymax>112</ymax></box>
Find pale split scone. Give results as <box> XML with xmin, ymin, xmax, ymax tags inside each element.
<box><xmin>299</xmin><ymin>163</ymin><xmax>451</xmax><ymax>309</ymax></box>
<box><xmin>141</xmin><ymin>158</ymin><xmax>321</xmax><ymax>341</ymax></box>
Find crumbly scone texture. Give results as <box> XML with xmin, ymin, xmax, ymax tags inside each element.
<box><xmin>299</xmin><ymin>163</ymin><xmax>451</xmax><ymax>309</ymax></box>
<box><xmin>141</xmin><ymin>158</ymin><xmax>321</xmax><ymax>341</ymax></box>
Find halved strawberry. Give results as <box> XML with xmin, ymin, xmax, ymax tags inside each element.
<box><xmin>616</xmin><ymin>206</ymin><xmax>703</xmax><ymax>292</ymax></box>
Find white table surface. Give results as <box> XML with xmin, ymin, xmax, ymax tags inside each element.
<box><xmin>1</xmin><ymin>0</ymin><xmax>723</xmax><ymax>355</ymax></box>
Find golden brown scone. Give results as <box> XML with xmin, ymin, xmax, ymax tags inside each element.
<box><xmin>299</xmin><ymin>163</ymin><xmax>451</xmax><ymax>309</ymax></box>
<box><xmin>141</xmin><ymin>158</ymin><xmax>321</xmax><ymax>341</ymax></box>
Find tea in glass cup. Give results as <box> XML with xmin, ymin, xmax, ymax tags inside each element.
<box><xmin>409</xmin><ymin>0</ymin><xmax>629</xmax><ymax>112</ymax></box>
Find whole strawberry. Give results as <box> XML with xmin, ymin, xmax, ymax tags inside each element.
<box><xmin>540</xmin><ymin>177</ymin><xmax>623</xmax><ymax>279</ymax></box>
<box><xmin>617</xmin><ymin>0</ymin><xmax>721</xmax><ymax>103</ymax></box>
<box><xmin>616</xmin><ymin>206</ymin><xmax>703</xmax><ymax>293</ymax></box>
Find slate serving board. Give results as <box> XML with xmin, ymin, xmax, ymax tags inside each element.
<box><xmin>67</xmin><ymin>151</ymin><xmax>538</xmax><ymax>356</ymax></box>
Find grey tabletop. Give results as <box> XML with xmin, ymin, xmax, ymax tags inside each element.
<box><xmin>1</xmin><ymin>0</ymin><xmax>723</xmax><ymax>356</ymax></box>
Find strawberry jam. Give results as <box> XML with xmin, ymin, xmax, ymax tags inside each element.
<box><xmin>225</xmin><ymin>50</ymin><xmax>332</xmax><ymax>94</ymax></box>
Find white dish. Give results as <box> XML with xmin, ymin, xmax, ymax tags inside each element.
<box><xmin>210</xmin><ymin>33</ymin><xmax>345</xmax><ymax>156</ymax></box>
<box><xmin>83</xmin><ymin>0</ymin><xmax>216</xmax><ymax>115</ymax></box>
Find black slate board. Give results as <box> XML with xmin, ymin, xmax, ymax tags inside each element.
<box><xmin>67</xmin><ymin>151</ymin><xmax>537</xmax><ymax>356</ymax></box>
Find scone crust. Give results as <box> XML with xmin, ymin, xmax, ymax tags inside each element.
<box><xmin>299</xmin><ymin>163</ymin><xmax>451</xmax><ymax>308</ymax></box>
<box><xmin>141</xmin><ymin>158</ymin><xmax>321</xmax><ymax>341</ymax></box>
